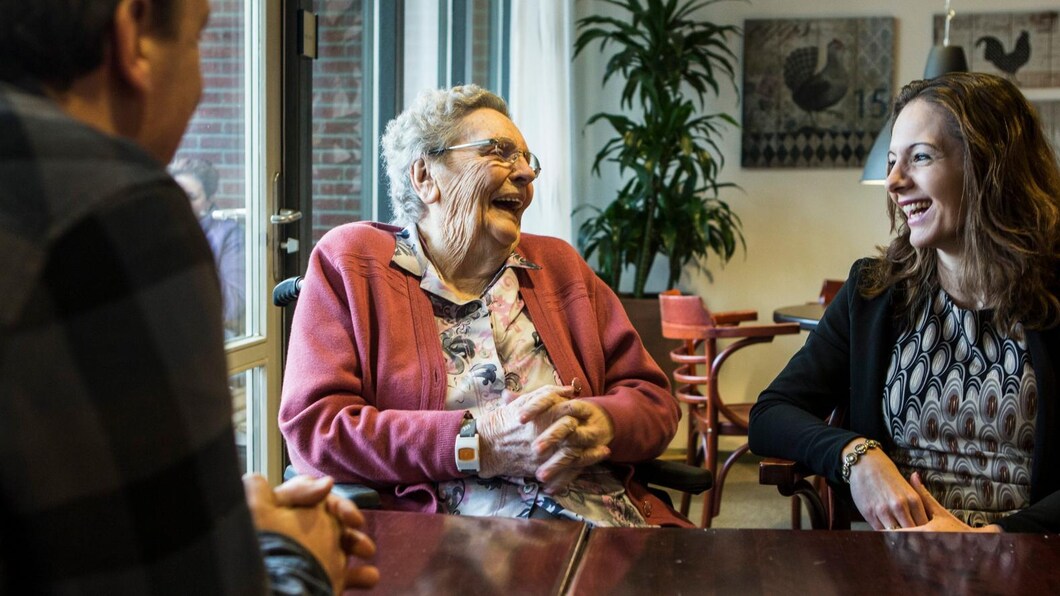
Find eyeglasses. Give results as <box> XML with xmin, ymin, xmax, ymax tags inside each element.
<box><xmin>428</xmin><ymin>138</ymin><xmax>541</xmax><ymax>177</ymax></box>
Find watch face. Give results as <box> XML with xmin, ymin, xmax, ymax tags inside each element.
<box><xmin>458</xmin><ymin>447</ymin><xmax>476</xmax><ymax>462</ymax></box>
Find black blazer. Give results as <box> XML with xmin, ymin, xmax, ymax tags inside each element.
<box><xmin>749</xmin><ymin>259</ymin><xmax>1060</xmax><ymax>533</ymax></box>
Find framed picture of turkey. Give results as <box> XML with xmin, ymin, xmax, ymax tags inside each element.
<box><xmin>742</xmin><ymin>17</ymin><xmax>895</xmax><ymax>169</ymax></box>
<box><xmin>933</xmin><ymin>11</ymin><xmax>1059</xmax><ymax>88</ymax></box>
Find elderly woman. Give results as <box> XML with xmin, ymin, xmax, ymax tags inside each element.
<box><xmin>279</xmin><ymin>84</ymin><xmax>684</xmax><ymax>526</ymax></box>
<box><xmin>749</xmin><ymin>72</ymin><xmax>1060</xmax><ymax>533</ymax></box>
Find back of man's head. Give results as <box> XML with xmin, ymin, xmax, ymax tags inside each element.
<box><xmin>0</xmin><ymin>0</ymin><xmax>177</xmax><ymax>91</ymax></box>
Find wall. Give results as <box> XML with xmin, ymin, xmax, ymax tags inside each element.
<box><xmin>310</xmin><ymin>3</ymin><xmax>365</xmax><ymax>241</ymax></box>
<box><xmin>570</xmin><ymin>0</ymin><xmax>1055</xmax><ymax>432</ymax></box>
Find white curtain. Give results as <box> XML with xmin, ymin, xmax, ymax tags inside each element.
<box><xmin>509</xmin><ymin>0</ymin><xmax>574</xmax><ymax>244</ymax></box>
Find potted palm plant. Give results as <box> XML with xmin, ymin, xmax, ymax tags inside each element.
<box><xmin>574</xmin><ymin>0</ymin><xmax>744</xmax><ymax>299</ymax></box>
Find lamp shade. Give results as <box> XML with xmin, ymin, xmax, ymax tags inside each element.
<box><xmin>860</xmin><ymin>45</ymin><xmax>970</xmax><ymax>185</ymax></box>
<box><xmin>923</xmin><ymin>45</ymin><xmax>969</xmax><ymax>79</ymax></box>
<box><xmin>859</xmin><ymin>118</ymin><xmax>892</xmax><ymax>185</ymax></box>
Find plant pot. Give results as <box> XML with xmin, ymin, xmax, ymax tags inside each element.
<box><xmin>618</xmin><ymin>295</ymin><xmax>673</xmax><ymax>377</ymax></box>
<box><xmin>618</xmin><ymin>295</ymin><xmax>687</xmax><ymax>456</ymax></box>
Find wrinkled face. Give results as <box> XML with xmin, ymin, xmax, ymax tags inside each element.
<box><xmin>141</xmin><ymin>0</ymin><xmax>211</xmax><ymax>162</ymax></box>
<box><xmin>174</xmin><ymin>173</ymin><xmax>209</xmax><ymax>217</ymax></box>
<box><xmin>887</xmin><ymin>99</ymin><xmax>966</xmax><ymax>258</ymax></box>
<box><xmin>425</xmin><ymin>107</ymin><xmax>537</xmax><ymax>260</ymax></box>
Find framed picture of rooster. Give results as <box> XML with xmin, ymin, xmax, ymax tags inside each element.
<box><xmin>933</xmin><ymin>10</ymin><xmax>1059</xmax><ymax>88</ymax></box>
<box><xmin>1032</xmin><ymin>101</ymin><xmax>1060</xmax><ymax>153</ymax></box>
<box><xmin>741</xmin><ymin>17</ymin><xmax>895</xmax><ymax>169</ymax></box>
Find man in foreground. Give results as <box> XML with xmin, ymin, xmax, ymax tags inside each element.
<box><xmin>0</xmin><ymin>0</ymin><xmax>377</xmax><ymax>592</ymax></box>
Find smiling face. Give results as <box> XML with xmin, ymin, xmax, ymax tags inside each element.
<box><xmin>887</xmin><ymin>99</ymin><xmax>967</xmax><ymax>261</ymax></box>
<box><xmin>420</xmin><ymin>107</ymin><xmax>536</xmax><ymax>266</ymax></box>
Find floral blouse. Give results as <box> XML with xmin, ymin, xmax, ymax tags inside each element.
<box><xmin>391</xmin><ymin>226</ymin><xmax>646</xmax><ymax>527</ymax></box>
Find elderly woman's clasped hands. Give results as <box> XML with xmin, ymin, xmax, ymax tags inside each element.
<box><xmin>477</xmin><ymin>381</ymin><xmax>614</xmax><ymax>494</ymax></box>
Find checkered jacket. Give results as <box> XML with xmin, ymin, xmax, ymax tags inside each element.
<box><xmin>0</xmin><ymin>83</ymin><xmax>329</xmax><ymax>594</ymax></box>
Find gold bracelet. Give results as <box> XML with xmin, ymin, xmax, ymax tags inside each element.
<box><xmin>841</xmin><ymin>439</ymin><xmax>881</xmax><ymax>483</ymax></box>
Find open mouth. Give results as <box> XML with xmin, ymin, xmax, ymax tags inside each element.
<box><xmin>491</xmin><ymin>196</ymin><xmax>523</xmax><ymax>212</ymax></box>
<box><xmin>902</xmin><ymin>199</ymin><xmax>931</xmax><ymax>220</ymax></box>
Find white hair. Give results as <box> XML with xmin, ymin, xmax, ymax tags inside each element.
<box><xmin>380</xmin><ymin>84</ymin><xmax>509</xmax><ymax>226</ymax></box>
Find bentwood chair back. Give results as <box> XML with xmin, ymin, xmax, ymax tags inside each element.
<box><xmin>659</xmin><ymin>290</ymin><xmax>800</xmax><ymax>528</ymax></box>
<box><xmin>818</xmin><ymin>279</ymin><xmax>844</xmax><ymax>306</ymax></box>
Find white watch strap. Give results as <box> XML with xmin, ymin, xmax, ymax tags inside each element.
<box><xmin>455</xmin><ymin>417</ymin><xmax>480</xmax><ymax>473</ymax></box>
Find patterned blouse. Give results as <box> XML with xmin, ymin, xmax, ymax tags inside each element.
<box><xmin>391</xmin><ymin>226</ymin><xmax>646</xmax><ymax>527</ymax></box>
<box><xmin>885</xmin><ymin>290</ymin><xmax>1037</xmax><ymax>527</ymax></box>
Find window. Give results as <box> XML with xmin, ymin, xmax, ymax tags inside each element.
<box><xmin>170</xmin><ymin>0</ymin><xmax>278</xmax><ymax>477</ymax></box>
<box><xmin>172</xmin><ymin>0</ymin><xmax>251</xmax><ymax>342</ymax></box>
<box><xmin>165</xmin><ymin>0</ymin><xmax>513</xmax><ymax>480</ymax></box>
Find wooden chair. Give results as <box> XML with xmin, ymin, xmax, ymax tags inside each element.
<box><xmin>658</xmin><ymin>290</ymin><xmax>800</xmax><ymax>528</ymax></box>
<box><xmin>818</xmin><ymin>279</ymin><xmax>844</xmax><ymax>306</ymax></box>
<box><xmin>756</xmin><ymin>280</ymin><xmax>849</xmax><ymax>529</ymax></box>
<box><xmin>757</xmin><ymin>407</ymin><xmax>859</xmax><ymax>530</ymax></box>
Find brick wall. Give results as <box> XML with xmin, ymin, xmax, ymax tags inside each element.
<box><xmin>175</xmin><ymin>0</ymin><xmax>246</xmax><ymax>212</ymax></box>
<box><xmin>311</xmin><ymin>1</ymin><xmax>364</xmax><ymax>242</ymax></box>
<box><xmin>174</xmin><ymin>0</ymin><xmax>367</xmax><ymax>243</ymax></box>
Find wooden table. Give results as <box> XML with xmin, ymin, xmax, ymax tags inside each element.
<box><xmin>773</xmin><ymin>303</ymin><xmax>826</xmax><ymax>331</ymax></box>
<box><xmin>565</xmin><ymin>528</ymin><xmax>1060</xmax><ymax>595</ymax></box>
<box><xmin>359</xmin><ymin>511</ymin><xmax>1060</xmax><ymax>595</ymax></box>
<box><xmin>360</xmin><ymin>510</ymin><xmax>587</xmax><ymax>595</ymax></box>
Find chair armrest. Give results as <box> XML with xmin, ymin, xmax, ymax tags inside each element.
<box><xmin>759</xmin><ymin>458</ymin><xmax>829</xmax><ymax>529</ymax></box>
<box><xmin>758</xmin><ymin>458</ymin><xmax>811</xmax><ymax>492</ymax></box>
<box><xmin>633</xmin><ymin>460</ymin><xmax>713</xmax><ymax>495</ymax></box>
<box><xmin>332</xmin><ymin>483</ymin><xmax>383</xmax><ymax>509</ymax></box>
<box><xmin>712</xmin><ymin>310</ymin><xmax>758</xmax><ymax>325</ymax></box>
<box><xmin>272</xmin><ymin>276</ymin><xmax>303</xmax><ymax>307</ymax></box>
<box><xmin>284</xmin><ymin>465</ymin><xmax>382</xmax><ymax>510</ymax></box>
<box><xmin>711</xmin><ymin>322</ymin><xmax>800</xmax><ymax>339</ymax></box>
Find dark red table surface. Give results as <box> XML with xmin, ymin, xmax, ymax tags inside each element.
<box><xmin>360</xmin><ymin>510</ymin><xmax>587</xmax><ymax>595</ymax></box>
<box><xmin>566</xmin><ymin>527</ymin><xmax>1060</xmax><ymax>596</ymax></box>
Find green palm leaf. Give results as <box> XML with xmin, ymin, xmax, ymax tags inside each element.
<box><xmin>574</xmin><ymin>0</ymin><xmax>746</xmax><ymax>297</ymax></box>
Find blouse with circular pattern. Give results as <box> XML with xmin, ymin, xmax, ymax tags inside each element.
<box><xmin>885</xmin><ymin>290</ymin><xmax>1036</xmax><ymax>527</ymax></box>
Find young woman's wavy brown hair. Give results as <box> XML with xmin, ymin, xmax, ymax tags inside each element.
<box><xmin>861</xmin><ymin>72</ymin><xmax>1060</xmax><ymax>337</ymax></box>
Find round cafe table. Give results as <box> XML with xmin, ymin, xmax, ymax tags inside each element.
<box><xmin>772</xmin><ymin>303</ymin><xmax>826</xmax><ymax>331</ymax></box>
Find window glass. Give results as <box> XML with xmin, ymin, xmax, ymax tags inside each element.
<box><xmin>404</xmin><ymin>0</ymin><xmax>440</xmax><ymax>103</ymax></box>
<box><xmin>230</xmin><ymin>366</ymin><xmax>267</xmax><ymax>474</ymax></box>
<box><xmin>468</xmin><ymin>0</ymin><xmax>495</xmax><ymax>88</ymax></box>
<box><xmin>169</xmin><ymin>0</ymin><xmax>270</xmax><ymax>476</ymax></box>
<box><xmin>171</xmin><ymin>0</ymin><xmax>249</xmax><ymax>342</ymax></box>
<box><xmin>231</xmin><ymin>368</ymin><xmax>249</xmax><ymax>472</ymax></box>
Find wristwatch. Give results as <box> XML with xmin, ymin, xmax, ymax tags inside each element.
<box><xmin>455</xmin><ymin>411</ymin><xmax>480</xmax><ymax>473</ymax></box>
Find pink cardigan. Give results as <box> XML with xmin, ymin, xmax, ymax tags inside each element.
<box><xmin>279</xmin><ymin>222</ymin><xmax>686</xmax><ymax>525</ymax></box>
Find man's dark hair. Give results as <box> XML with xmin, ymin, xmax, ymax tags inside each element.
<box><xmin>0</xmin><ymin>0</ymin><xmax>177</xmax><ymax>91</ymax></box>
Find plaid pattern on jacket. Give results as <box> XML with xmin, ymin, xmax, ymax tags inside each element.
<box><xmin>0</xmin><ymin>83</ymin><xmax>329</xmax><ymax>594</ymax></box>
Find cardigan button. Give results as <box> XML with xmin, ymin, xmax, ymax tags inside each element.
<box><xmin>643</xmin><ymin>500</ymin><xmax>653</xmax><ymax>517</ymax></box>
